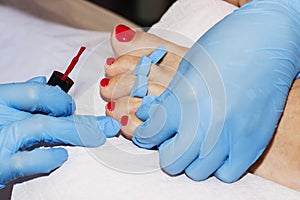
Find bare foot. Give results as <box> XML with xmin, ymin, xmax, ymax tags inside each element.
<box><xmin>100</xmin><ymin>24</ymin><xmax>187</xmax><ymax>138</ymax></box>
<box><xmin>100</xmin><ymin>24</ymin><xmax>300</xmax><ymax>191</ymax></box>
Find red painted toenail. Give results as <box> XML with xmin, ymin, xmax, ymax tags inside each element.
<box><xmin>115</xmin><ymin>24</ymin><xmax>135</xmax><ymax>42</ymax></box>
<box><xmin>107</xmin><ymin>101</ymin><xmax>115</xmax><ymax>111</ymax></box>
<box><xmin>106</xmin><ymin>58</ymin><xmax>115</xmax><ymax>65</ymax></box>
<box><xmin>100</xmin><ymin>78</ymin><xmax>109</xmax><ymax>87</ymax></box>
<box><xmin>120</xmin><ymin>115</ymin><xmax>129</xmax><ymax>126</ymax></box>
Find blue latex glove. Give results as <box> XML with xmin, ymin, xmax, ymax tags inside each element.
<box><xmin>0</xmin><ymin>77</ymin><xmax>120</xmax><ymax>189</ymax></box>
<box><xmin>133</xmin><ymin>0</ymin><xmax>300</xmax><ymax>182</ymax></box>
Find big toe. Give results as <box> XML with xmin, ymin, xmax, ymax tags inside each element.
<box><xmin>111</xmin><ymin>24</ymin><xmax>188</xmax><ymax>57</ymax></box>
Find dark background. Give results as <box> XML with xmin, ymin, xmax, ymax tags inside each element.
<box><xmin>88</xmin><ymin>0</ymin><xmax>177</xmax><ymax>27</ymax></box>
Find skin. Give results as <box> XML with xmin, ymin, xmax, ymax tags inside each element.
<box><xmin>225</xmin><ymin>0</ymin><xmax>252</xmax><ymax>7</ymax></box>
<box><xmin>100</xmin><ymin>0</ymin><xmax>300</xmax><ymax>192</ymax></box>
<box><xmin>249</xmin><ymin>80</ymin><xmax>300</xmax><ymax>191</ymax></box>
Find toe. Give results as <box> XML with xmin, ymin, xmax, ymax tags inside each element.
<box><xmin>100</xmin><ymin>73</ymin><xmax>135</xmax><ymax>101</ymax></box>
<box><xmin>105</xmin><ymin>96</ymin><xmax>142</xmax><ymax>118</ymax></box>
<box><xmin>106</xmin><ymin>50</ymin><xmax>184</xmax><ymax>79</ymax></box>
<box><xmin>111</xmin><ymin>24</ymin><xmax>188</xmax><ymax>58</ymax></box>
<box><xmin>105</xmin><ymin>55</ymin><xmax>140</xmax><ymax>77</ymax></box>
<box><xmin>100</xmin><ymin>64</ymin><xmax>172</xmax><ymax>100</ymax></box>
<box><xmin>120</xmin><ymin>114</ymin><xmax>141</xmax><ymax>139</ymax></box>
<box><xmin>105</xmin><ymin>96</ymin><xmax>143</xmax><ymax>139</ymax></box>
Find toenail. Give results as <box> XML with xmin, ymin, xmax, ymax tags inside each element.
<box><xmin>115</xmin><ymin>24</ymin><xmax>135</xmax><ymax>42</ymax></box>
<box><xmin>106</xmin><ymin>58</ymin><xmax>115</xmax><ymax>65</ymax></box>
<box><xmin>120</xmin><ymin>115</ymin><xmax>129</xmax><ymax>126</ymax></box>
<box><xmin>106</xmin><ymin>101</ymin><xmax>116</xmax><ymax>111</ymax></box>
<box><xmin>100</xmin><ymin>78</ymin><xmax>110</xmax><ymax>87</ymax></box>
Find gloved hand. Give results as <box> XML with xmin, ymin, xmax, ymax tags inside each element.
<box><xmin>133</xmin><ymin>0</ymin><xmax>300</xmax><ymax>182</ymax></box>
<box><xmin>0</xmin><ymin>77</ymin><xmax>120</xmax><ymax>189</ymax></box>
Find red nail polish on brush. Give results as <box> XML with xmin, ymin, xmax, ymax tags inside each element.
<box><xmin>47</xmin><ymin>46</ymin><xmax>86</xmax><ymax>93</ymax></box>
<box><xmin>115</xmin><ymin>24</ymin><xmax>135</xmax><ymax>42</ymax></box>
<box><xmin>107</xmin><ymin>101</ymin><xmax>115</xmax><ymax>111</ymax></box>
<box><xmin>100</xmin><ymin>78</ymin><xmax>110</xmax><ymax>87</ymax></box>
<box><xmin>120</xmin><ymin>115</ymin><xmax>129</xmax><ymax>126</ymax></box>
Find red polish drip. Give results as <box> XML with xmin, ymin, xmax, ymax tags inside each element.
<box><xmin>61</xmin><ymin>46</ymin><xmax>86</xmax><ymax>80</ymax></box>
<box><xmin>115</xmin><ymin>24</ymin><xmax>135</xmax><ymax>42</ymax></box>
<box><xmin>107</xmin><ymin>101</ymin><xmax>115</xmax><ymax>111</ymax></box>
<box><xmin>100</xmin><ymin>78</ymin><xmax>110</xmax><ymax>87</ymax></box>
<box><xmin>106</xmin><ymin>58</ymin><xmax>115</xmax><ymax>65</ymax></box>
<box><xmin>120</xmin><ymin>115</ymin><xmax>129</xmax><ymax>126</ymax></box>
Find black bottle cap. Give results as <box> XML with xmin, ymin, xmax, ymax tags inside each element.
<box><xmin>47</xmin><ymin>71</ymin><xmax>74</xmax><ymax>93</ymax></box>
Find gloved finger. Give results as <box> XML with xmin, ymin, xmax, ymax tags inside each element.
<box><xmin>26</xmin><ymin>76</ymin><xmax>47</xmax><ymax>84</ymax></box>
<box><xmin>214</xmin><ymin>140</ymin><xmax>266</xmax><ymax>183</ymax></box>
<box><xmin>133</xmin><ymin>90</ymin><xmax>180</xmax><ymax>149</ymax></box>
<box><xmin>3</xmin><ymin>114</ymin><xmax>120</xmax><ymax>152</ymax></box>
<box><xmin>0</xmin><ymin>105</ymin><xmax>32</xmax><ymax>127</ymax></box>
<box><xmin>10</xmin><ymin>148</ymin><xmax>68</xmax><ymax>183</ymax></box>
<box><xmin>135</xmin><ymin>94</ymin><xmax>157</xmax><ymax>121</ymax></box>
<box><xmin>94</xmin><ymin>116</ymin><xmax>121</xmax><ymax>138</ymax></box>
<box><xmin>156</xmin><ymin>79</ymin><xmax>209</xmax><ymax>175</ymax></box>
<box><xmin>0</xmin><ymin>77</ymin><xmax>48</xmax><ymax>127</ymax></box>
<box><xmin>157</xmin><ymin>117</ymin><xmax>203</xmax><ymax>175</ymax></box>
<box><xmin>185</xmin><ymin>137</ymin><xmax>228</xmax><ymax>181</ymax></box>
<box><xmin>0</xmin><ymin>82</ymin><xmax>75</xmax><ymax>117</ymax></box>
